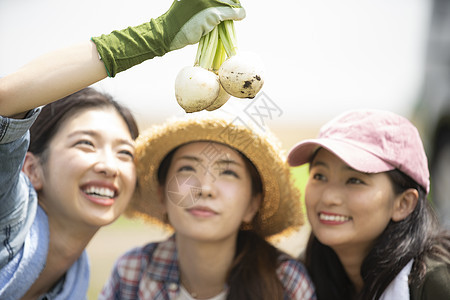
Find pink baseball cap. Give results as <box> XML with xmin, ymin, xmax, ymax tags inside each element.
<box><xmin>287</xmin><ymin>109</ymin><xmax>430</xmax><ymax>193</ymax></box>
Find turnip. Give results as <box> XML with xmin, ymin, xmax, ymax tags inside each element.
<box><xmin>175</xmin><ymin>27</ymin><xmax>225</xmax><ymax>113</ymax></box>
<box><xmin>219</xmin><ymin>52</ymin><xmax>264</xmax><ymax>99</ymax></box>
<box><xmin>205</xmin><ymin>84</ymin><xmax>231</xmax><ymax>111</ymax></box>
<box><xmin>175</xmin><ymin>66</ymin><xmax>220</xmax><ymax>113</ymax></box>
<box><xmin>175</xmin><ymin>20</ymin><xmax>264</xmax><ymax>113</ymax></box>
<box><xmin>217</xmin><ymin>21</ymin><xmax>264</xmax><ymax>99</ymax></box>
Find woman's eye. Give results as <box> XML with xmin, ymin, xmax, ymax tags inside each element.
<box><xmin>118</xmin><ymin>150</ymin><xmax>134</xmax><ymax>159</ymax></box>
<box><xmin>311</xmin><ymin>172</ymin><xmax>326</xmax><ymax>181</ymax></box>
<box><xmin>347</xmin><ymin>177</ymin><xmax>364</xmax><ymax>184</ymax></box>
<box><xmin>178</xmin><ymin>165</ymin><xmax>195</xmax><ymax>172</ymax></box>
<box><xmin>75</xmin><ymin>140</ymin><xmax>94</xmax><ymax>147</ymax></box>
<box><xmin>218</xmin><ymin>167</ymin><xmax>239</xmax><ymax>178</ymax></box>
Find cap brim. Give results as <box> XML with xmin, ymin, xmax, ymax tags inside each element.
<box><xmin>288</xmin><ymin>138</ymin><xmax>395</xmax><ymax>174</ymax></box>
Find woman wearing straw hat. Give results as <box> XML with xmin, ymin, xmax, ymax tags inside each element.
<box><xmin>99</xmin><ymin>116</ymin><xmax>316</xmax><ymax>300</ymax></box>
<box><xmin>287</xmin><ymin>109</ymin><xmax>450</xmax><ymax>300</ymax></box>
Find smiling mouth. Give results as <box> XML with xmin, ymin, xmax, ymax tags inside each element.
<box><xmin>83</xmin><ymin>186</ymin><xmax>116</xmax><ymax>198</ymax></box>
<box><xmin>82</xmin><ymin>186</ymin><xmax>117</xmax><ymax>206</ymax></box>
<box><xmin>319</xmin><ymin>213</ymin><xmax>352</xmax><ymax>222</ymax></box>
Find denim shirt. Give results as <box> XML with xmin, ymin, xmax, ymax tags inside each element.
<box><xmin>0</xmin><ymin>110</ymin><xmax>89</xmax><ymax>300</ymax></box>
<box><xmin>0</xmin><ymin>109</ymin><xmax>41</xmax><ymax>270</ymax></box>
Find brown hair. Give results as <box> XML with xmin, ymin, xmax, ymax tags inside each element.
<box><xmin>29</xmin><ymin>87</ymin><xmax>139</xmax><ymax>160</ymax></box>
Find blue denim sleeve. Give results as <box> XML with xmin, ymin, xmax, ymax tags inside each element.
<box><xmin>0</xmin><ymin>109</ymin><xmax>41</xmax><ymax>269</ymax></box>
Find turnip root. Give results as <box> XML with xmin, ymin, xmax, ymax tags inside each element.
<box><xmin>219</xmin><ymin>52</ymin><xmax>264</xmax><ymax>99</ymax></box>
<box><xmin>175</xmin><ymin>66</ymin><xmax>220</xmax><ymax>113</ymax></box>
<box><xmin>206</xmin><ymin>85</ymin><xmax>231</xmax><ymax>111</ymax></box>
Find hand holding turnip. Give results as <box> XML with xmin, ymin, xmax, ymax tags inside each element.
<box><xmin>175</xmin><ymin>20</ymin><xmax>265</xmax><ymax>113</ymax></box>
<box><xmin>92</xmin><ymin>0</ymin><xmax>245</xmax><ymax>78</ymax></box>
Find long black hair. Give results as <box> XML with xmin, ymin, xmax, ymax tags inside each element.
<box><xmin>304</xmin><ymin>169</ymin><xmax>450</xmax><ymax>300</ymax></box>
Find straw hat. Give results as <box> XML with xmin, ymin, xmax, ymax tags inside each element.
<box><xmin>126</xmin><ymin>114</ymin><xmax>304</xmax><ymax>237</ymax></box>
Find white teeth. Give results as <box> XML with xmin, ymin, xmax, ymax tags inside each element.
<box><xmin>319</xmin><ymin>213</ymin><xmax>350</xmax><ymax>222</ymax></box>
<box><xmin>84</xmin><ymin>186</ymin><xmax>115</xmax><ymax>198</ymax></box>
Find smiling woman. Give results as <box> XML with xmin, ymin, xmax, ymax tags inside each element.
<box><xmin>34</xmin><ymin>103</ymin><xmax>137</xmax><ymax>226</ymax></box>
<box><xmin>288</xmin><ymin>109</ymin><xmax>450</xmax><ymax>300</ymax></box>
<box><xmin>306</xmin><ymin>149</ymin><xmax>401</xmax><ymax>256</ymax></box>
<box><xmin>0</xmin><ymin>88</ymin><xmax>139</xmax><ymax>299</ymax></box>
<box><xmin>99</xmin><ymin>115</ymin><xmax>317</xmax><ymax>300</ymax></box>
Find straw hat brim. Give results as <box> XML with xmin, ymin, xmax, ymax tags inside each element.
<box><xmin>126</xmin><ymin>116</ymin><xmax>304</xmax><ymax>237</ymax></box>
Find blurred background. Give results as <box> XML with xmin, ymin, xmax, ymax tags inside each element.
<box><xmin>2</xmin><ymin>0</ymin><xmax>449</xmax><ymax>298</ymax></box>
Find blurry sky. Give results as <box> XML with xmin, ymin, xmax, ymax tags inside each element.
<box><xmin>0</xmin><ymin>0</ymin><xmax>431</xmax><ymax>128</ymax></box>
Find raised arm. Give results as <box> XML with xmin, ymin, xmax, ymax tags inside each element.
<box><xmin>0</xmin><ymin>42</ymin><xmax>105</xmax><ymax>117</ymax></box>
<box><xmin>0</xmin><ymin>0</ymin><xmax>245</xmax><ymax>117</ymax></box>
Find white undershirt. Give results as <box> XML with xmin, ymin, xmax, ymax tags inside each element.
<box><xmin>379</xmin><ymin>259</ymin><xmax>414</xmax><ymax>300</ymax></box>
<box><xmin>177</xmin><ymin>285</ymin><xmax>227</xmax><ymax>300</ymax></box>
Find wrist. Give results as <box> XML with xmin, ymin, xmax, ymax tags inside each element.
<box><xmin>91</xmin><ymin>19</ymin><xmax>168</xmax><ymax>77</ymax></box>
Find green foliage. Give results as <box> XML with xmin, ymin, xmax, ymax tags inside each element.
<box><xmin>290</xmin><ymin>164</ymin><xmax>310</xmax><ymax>216</ymax></box>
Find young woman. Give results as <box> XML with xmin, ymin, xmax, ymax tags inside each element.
<box><xmin>99</xmin><ymin>116</ymin><xmax>316</xmax><ymax>300</ymax></box>
<box><xmin>0</xmin><ymin>1</ymin><xmax>245</xmax><ymax>298</ymax></box>
<box><xmin>0</xmin><ymin>88</ymin><xmax>138</xmax><ymax>299</ymax></box>
<box><xmin>287</xmin><ymin>109</ymin><xmax>450</xmax><ymax>300</ymax></box>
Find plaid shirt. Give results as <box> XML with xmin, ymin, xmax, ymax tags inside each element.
<box><xmin>99</xmin><ymin>235</ymin><xmax>316</xmax><ymax>300</ymax></box>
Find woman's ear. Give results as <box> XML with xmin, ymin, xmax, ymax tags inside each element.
<box><xmin>243</xmin><ymin>193</ymin><xmax>262</xmax><ymax>223</ymax></box>
<box><xmin>157</xmin><ymin>185</ymin><xmax>170</xmax><ymax>223</ymax></box>
<box><xmin>392</xmin><ymin>188</ymin><xmax>419</xmax><ymax>222</ymax></box>
<box><xmin>157</xmin><ymin>185</ymin><xmax>167</xmax><ymax>210</ymax></box>
<box><xmin>22</xmin><ymin>152</ymin><xmax>44</xmax><ymax>191</ymax></box>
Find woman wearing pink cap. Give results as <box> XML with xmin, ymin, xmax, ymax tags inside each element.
<box><xmin>288</xmin><ymin>109</ymin><xmax>450</xmax><ymax>299</ymax></box>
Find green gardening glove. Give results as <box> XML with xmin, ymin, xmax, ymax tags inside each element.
<box><xmin>92</xmin><ymin>0</ymin><xmax>245</xmax><ymax>77</ymax></box>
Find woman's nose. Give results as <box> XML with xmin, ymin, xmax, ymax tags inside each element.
<box><xmin>94</xmin><ymin>151</ymin><xmax>119</xmax><ymax>177</ymax></box>
<box><xmin>197</xmin><ymin>184</ymin><xmax>214</xmax><ymax>199</ymax></box>
<box><xmin>195</xmin><ymin>172</ymin><xmax>217</xmax><ymax>199</ymax></box>
<box><xmin>320</xmin><ymin>184</ymin><xmax>344</xmax><ymax>206</ymax></box>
